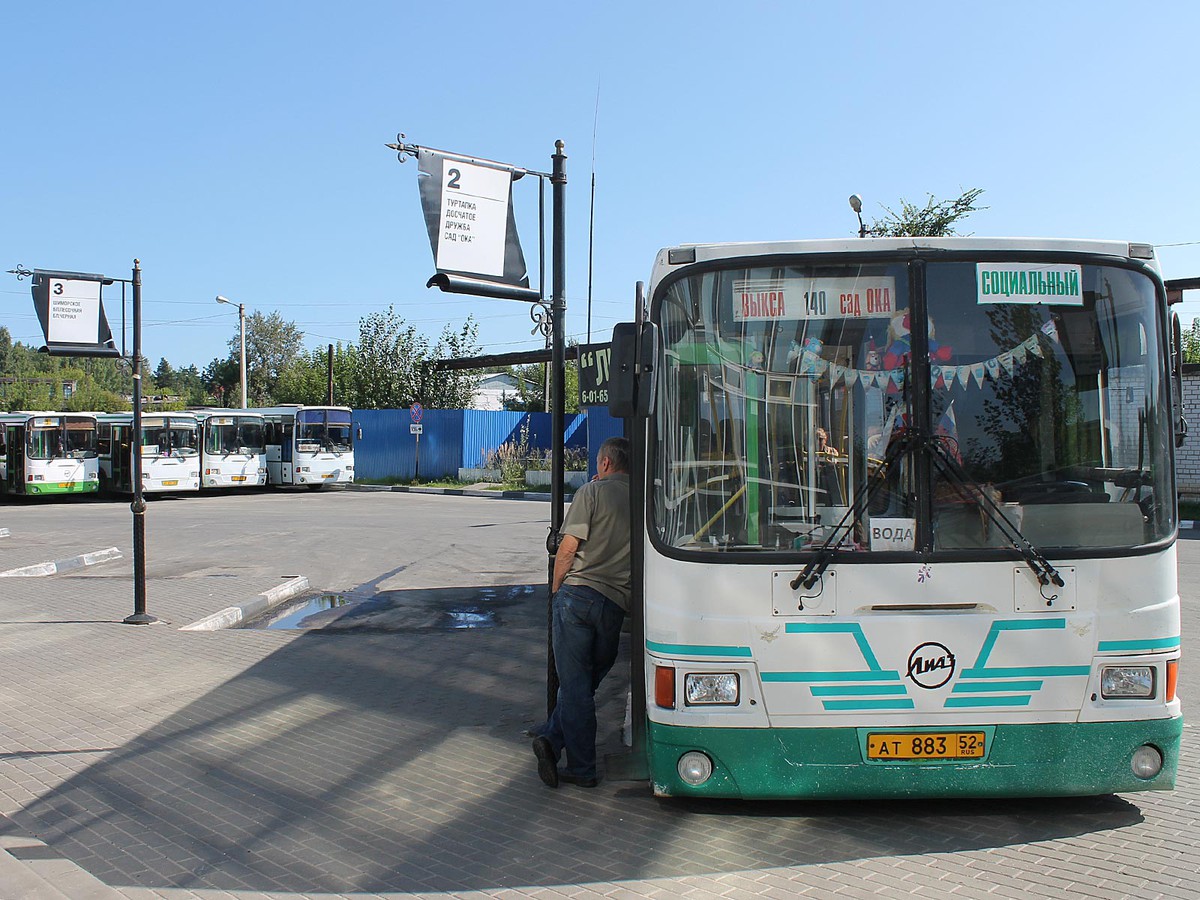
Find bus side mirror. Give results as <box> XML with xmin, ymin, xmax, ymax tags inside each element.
<box><xmin>608</xmin><ymin>321</ymin><xmax>658</xmax><ymax>418</ymax></box>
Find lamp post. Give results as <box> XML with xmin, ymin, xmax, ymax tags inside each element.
<box><xmin>849</xmin><ymin>193</ymin><xmax>869</xmax><ymax>238</ymax></box>
<box><xmin>215</xmin><ymin>295</ymin><xmax>247</xmax><ymax>408</ymax></box>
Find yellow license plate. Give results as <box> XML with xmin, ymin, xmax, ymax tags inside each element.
<box><xmin>162</xmin><ymin>480</ymin><xmax>178</xmax><ymax>486</ymax></box>
<box><xmin>231</xmin><ymin>475</ymin><xmax>247</xmax><ymax>482</ymax></box>
<box><xmin>867</xmin><ymin>732</ymin><xmax>985</xmax><ymax>760</ymax></box>
<box><xmin>322</xmin><ymin>473</ymin><xmax>334</xmax><ymax>479</ymax></box>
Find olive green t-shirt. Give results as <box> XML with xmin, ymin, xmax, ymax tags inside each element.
<box><xmin>560</xmin><ymin>472</ymin><xmax>631</xmax><ymax>611</ymax></box>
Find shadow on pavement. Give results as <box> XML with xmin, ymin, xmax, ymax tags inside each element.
<box><xmin>6</xmin><ymin>576</ymin><xmax>1153</xmax><ymax>895</ymax></box>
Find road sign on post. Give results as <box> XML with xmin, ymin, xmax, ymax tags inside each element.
<box><xmin>577</xmin><ymin>342</ymin><xmax>612</xmax><ymax>407</ymax></box>
<box><xmin>8</xmin><ymin>261</ymin><xmax>154</xmax><ymax>625</ymax></box>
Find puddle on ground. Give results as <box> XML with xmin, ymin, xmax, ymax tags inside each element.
<box><xmin>249</xmin><ymin>593</ymin><xmax>362</xmax><ymax>629</ymax></box>
<box><xmin>242</xmin><ymin>583</ymin><xmax>542</xmax><ymax>633</ymax></box>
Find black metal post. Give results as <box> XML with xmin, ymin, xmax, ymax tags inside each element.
<box><xmin>124</xmin><ymin>259</ymin><xmax>155</xmax><ymax>625</ymax></box>
<box><xmin>546</xmin><ymin>139</ymin><xmax>567</xmax><ymax>715</ymax></box>
<box><xmin>327</xmin><ymin>343</ymin><xmax>334</xmax><ymax>405</ymax></box>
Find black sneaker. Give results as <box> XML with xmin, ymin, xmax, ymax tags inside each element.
<box><xmin>531</xmin><ymin>737</ymin><xmax>559</xmax><ymax>788</ymax></box>
<box><xmin>559</xmin><ymin>772</ymin><xmax>599</xmax><ymax>788</ymax></box>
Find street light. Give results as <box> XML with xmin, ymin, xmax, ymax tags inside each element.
<box><xmin>849</xmin><ymin>194</ymin><xmax>869</xmax><ymax>238</ymax></box>
<box><xmin>215</xmin><ymin>295</ymin><xmax>247</xmax><ymax>408</ymax></box>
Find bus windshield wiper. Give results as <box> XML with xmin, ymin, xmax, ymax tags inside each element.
<box><xmin>927</xmin><ymin>438</ymin><xmax>1064</xmax><ymax>589</ymax></box>
<box><xmin>791</xmin><ymin>434</ymin><xmax>912</xmax><ymax>591</ymax></box>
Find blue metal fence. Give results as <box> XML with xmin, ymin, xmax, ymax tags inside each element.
<box><xmin>351</xmin><ymin>408</ymin><xmax>596</xmax><ymax>482</ymax></box>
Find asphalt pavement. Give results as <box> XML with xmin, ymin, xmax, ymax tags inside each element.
<box><xmin>0</xmin><ymin>487</ymin><xmax>1195</xmax><ymax>899</ymax></box>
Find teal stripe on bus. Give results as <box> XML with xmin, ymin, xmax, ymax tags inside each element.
<box><xmin>1097</xmin><ymin>637</ymin><xmax>1180</xmax><ymax>651</ymax></box>
<box><xmin>810</xmin><ymin>684</ymin><xmax>909</xmax><ymax>697</ymax></box>
<box><xmin>960</xmin><ymin>666</ymin><xmax>1089</xmax><ymax>679</ymax></box>
<box><xmin>945</xmin><ymin>695</ymin><xmax>1032</xmax><ymax>708</ymax></box>
<box><xmin>645</xmin><ymin>640</ymin><xmax>753</xmax><ymax>658</ymax></box>
<box><xmin>952</xmin><ymin>680</ymin><xmax>1043</xmax><ymax>693</ymax></box>
<box><xmin>763</xmin><ymin>670</ymin><xmax>902</xmax><ymax>682</ymax></box>
<box><xmin>822</xmin><ymin>698</ymin><xmax>915</xmax><ymax>711</ymax></box>
<box><xmin>972</xmin><ymin>618</ymin><xmax>1067</xmax><ymax>669</ymax></box>
<box><xmin>784</xmin><ymin>622</ymin><xmax>883</xmax><ymax>671</ymax></box>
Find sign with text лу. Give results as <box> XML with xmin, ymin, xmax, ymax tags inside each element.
<box><xmin>577</xmin><ymin>342</ymin><xmax>612</xmax><ymax>408</ymax></box>
<box><xmin>31</xmin><ymin>270</ymin><xmax>119</xmax><ymax>357</ymax></box>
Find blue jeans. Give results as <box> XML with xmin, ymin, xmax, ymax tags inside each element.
<box><xmin>536</xmin><ymin>584</ymin><xmax>625</xmax><ymax>780</ymax></box>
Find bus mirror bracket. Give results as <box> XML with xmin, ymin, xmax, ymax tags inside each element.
<box><xmin>1172</xmin><ymin>310</ymin><xmax>1187</xmax><ymax>448</ymax></box>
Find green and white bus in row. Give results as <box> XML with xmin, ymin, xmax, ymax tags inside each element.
<box><xmin>609</xmin><ymin>236</ymin><xmax>1183</xmax><ymax>799</ymax></box>
<box><xmin>0</xmin><ymin>412</ymin><xmax>100</xmax><ymax>496</ymax></box>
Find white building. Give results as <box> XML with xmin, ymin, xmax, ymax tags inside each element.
<box><xmin>471</xmin><ymin>372</ymin><xmax>525</xmax><ymax>411</ymax></box>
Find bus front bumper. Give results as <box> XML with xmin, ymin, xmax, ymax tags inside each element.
<box><xmin>645</xmin><ymin>717</ymin><xmax>1182</xmax><ymax>799</ymax></box>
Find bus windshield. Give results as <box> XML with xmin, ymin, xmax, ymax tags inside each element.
<box><xmin>142</xmin><ymin>420</ymin><xmax>199</xmax><ymax>458</ymax></box>
<box><xmin>296</xmin><ymin>409</ymin><xmax>352</xmax><ymax>452</ymax></box>
<box><xmin>205</xmin><ymin>418</ymin><xmax>265</xmax><ymax>455</ymax></box>
<box><xmin>652</xmin><ymin>257</ymin><xmax>1173</xmax><ymax>555</ymax></box>
<box><xmin>28</xmin><ymin>417</ymin><xmax>98</xmax><ymax>460</ymax></box>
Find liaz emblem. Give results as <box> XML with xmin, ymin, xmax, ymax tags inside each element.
<box><xmin>907</xmin><ymin>641</ymin><xmax>955</xmax><ymax>689</ymax></box>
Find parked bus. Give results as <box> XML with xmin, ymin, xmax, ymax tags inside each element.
<box><xmin>0</xmin><ymin>412</ymin><xmax>100</xmax><ymax>496</ymax></box>
<box><xmin>255</xmin><ymin>405</ymin><xmax>354</xmax><ymax>488</ymax></box>
<box><xmin>97</xmin><ymin>412</ymin><xmax>200</xmax><ymax>494</ymax></box>
<box><xmin>609</xmin><ymin>237</ymin><xmax>1183</xmax><ymax>799</ymax></box>
<box><xmin>194</xmin><ymin>409</ymin><xmax>267</xmax><ymax>489</ymax></box>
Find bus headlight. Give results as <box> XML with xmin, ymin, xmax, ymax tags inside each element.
<box><xmin>684</xmin><ymin>673</ymin><xmax>739</xmax><ymax>706</ymax></box>
<box><xmin>1101</xmin><ymin>666</ymin><xmax>1155</xmax><ymax>699</ymax></box>
<box><xmin>1131</xmin><ymin>744</ymin><xmax>1163</xmax><ymax>779</ymax></box>
<box><xmin>677</xmin><ymin>751</ymin><xmax>713</xmax><ymax>786</ymax></box>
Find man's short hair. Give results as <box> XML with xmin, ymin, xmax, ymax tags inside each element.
<box><xmin>598</xmin><ymin>436</ymin><xmax>631</xmax><ymax>473</ymax></box>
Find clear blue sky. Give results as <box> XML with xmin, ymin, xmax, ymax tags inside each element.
<box><xmin>4</xmin><ymin>2</ymin><xmax>1200</xmax><ymax>372</ymax></box>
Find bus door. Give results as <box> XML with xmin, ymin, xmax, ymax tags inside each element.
<box><xmin>281</xmin><ymin>420</ymin><xmax>294</xmax><ymax>483</ymax></box>
<box><xmin>113</xmin><ymin>425</ymin><xmax>133</xmax><ymax>492</ymax></box>
<box><xmin>6</xmin><ymin>425</ymin><xmax>23</xmax><ymax>493</ymax></box>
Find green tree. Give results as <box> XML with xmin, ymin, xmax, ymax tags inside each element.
<box><xmin>501</xmin><ymin>347</ymin><xmax>580</xmax><ymax>413</ymax></box>
<box><xmin>1183</xmin><ymin>318</ymin><xmax>1200</xmax><ymax>365</ymax></box>
<box><xmin>202</xmin><ymin>356</ymin><xmax>241</xmax><ymax>407</ymax></box>
<box><xmin>275</xmin><ymin>343</ymin><xmax>360</xmax><ymax>406</ymax></box>
<box><xmin>232</xmin><ymin>311</ymin><xmax>306</xmax><ymax>405</ymax></box>
<box><xmin>351</xmin><ymin>306</ymin><xmax>482</xmax><ymax>409</ymax></box>
<box><xmin>866</xmin><ymin>188</ymin><xmax>986</xmax><ymax>237</ymax></box>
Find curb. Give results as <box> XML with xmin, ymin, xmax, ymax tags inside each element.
<box><xmin>390</xmin><ymin>485</ymin><xmax>558</xmax><ymax>501</ymax></box>
<box><xmin>0</xmin><ymin>547</ymin><xmax>123</xmax><ymax>578</ymax></box>
<box><xmin>348</xmin><ymin>482</ymin><xmax>571</xmax><ymax>504</ymax></box>
<box><xmin>179</xmin><ymin>575</ymin><xmax>311</xmax><ymax>631</ymax></box>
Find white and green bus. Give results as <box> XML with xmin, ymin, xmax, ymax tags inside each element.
<box><xmin>194</xmin><ymin>409</ymin><xmax>267</xmax><ymax>489</ymax></box>
<box><xmin>255</xmin><ymin>405</ymin><xmax>354</xmax><ymax>489</ymax></box>
<box><xmin>0</xmin><ymin>412</ymin><xmax>100</xmax><ymax>496</ymax></box>
<box><xmin>97</xmin><ymin>412</ymin><xmax>201</xmax><ymax>494</ymax></box>
<box><xmin>610</xmin><ymin>237</ymin><xmax>1183</xmax><ymax>799</ymax></box>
